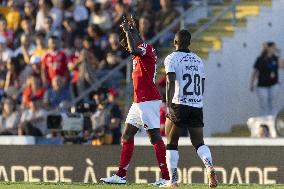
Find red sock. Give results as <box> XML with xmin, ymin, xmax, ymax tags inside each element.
<box><xmin>154</xmin><ymin>139</ymin><xmax>170</xmax><ymax>180</ymax></box>
<box><xmin>116</xmin><ymin>139</ymin><xmax>134</xmax><ymax>177</ymax></box>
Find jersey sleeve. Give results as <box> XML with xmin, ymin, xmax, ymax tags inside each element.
<box><xmin>164</xmin><ymin>54</ymin><xmax>175</xmax><ymax>73</ymax></box>
<box><xmin>253</xmin><ymin>57</ymin><xmax>261</xmax><ymax>71</ymax></box>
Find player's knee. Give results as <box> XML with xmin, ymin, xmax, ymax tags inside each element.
<box><xmin>192</xmin><ymin>142</ymin><xmax>205</xmax><ymax>151</ymax></box>
<box><xmin>121</xmin><ymin>133</ymin><xmax>134</xmax><ymax>142</ymax></box>
<box><xmin>166</xmin><ymin>144</ymin><xmax>178</xmax><ymax>150</ymax></box>
<box><xmin>167</xmin><ymin>137</ymin><xmax>179</xmax><ymax>146</ymax></box>
<box><xmin>148</xmin><ymin>130</ymin><xmax>162</xmax><ymax>144</ymax></box>
<box><xmin>150</xmin><ymin>135</ymin><xmax>162</xmax><ymax>144</ymax></box>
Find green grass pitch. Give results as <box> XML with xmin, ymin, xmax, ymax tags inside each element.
<box><xmin>0</xmin><ymin>183</ymin><xmax>283</xmax><ymax>189</ymax></box>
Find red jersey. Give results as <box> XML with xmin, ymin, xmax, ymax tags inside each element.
<box><xmin>132</xmin><ymin>43</ymin><xmax>161</xmax><ymax>102</ymax></box>
<box><xmin>22</xmin><ymin>87</ymin><xmax>45</xmax><ymax>108</ymax></box>
<box><xmin>42</xmin><ymin>50</ymin><xmax>67</xmax><ymax>84</ymax></box>
<box><xmin>67</xmin><ymin>52</ymin><xmax>79</xmax><ymax>83</ymax></box>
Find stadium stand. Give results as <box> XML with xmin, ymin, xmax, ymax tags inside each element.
<box><xmin>0</xmin><ymin>0</ymin><xmax>282</xmax><ymax>144</ymax></box>
<box><xmin>0</xmin><ymin>0</ymin><xmax>198</xmax><ymax>144</ymax></box>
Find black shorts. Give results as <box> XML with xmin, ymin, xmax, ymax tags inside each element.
<box><xmin>167</xmin><ymin>103</ymin><xmax>204</xmax><ymax>128</ymax></box>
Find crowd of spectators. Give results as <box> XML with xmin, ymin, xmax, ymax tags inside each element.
<box><xmin>0</xmin><ymin>0</ymin><xmax>184</xmax><ymax>144</ymax></box>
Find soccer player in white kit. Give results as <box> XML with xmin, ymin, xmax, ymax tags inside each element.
<box><xmin>164</xmin><ymin>30</ymin><xmax>218</xmax><ymax>188</ymax></box>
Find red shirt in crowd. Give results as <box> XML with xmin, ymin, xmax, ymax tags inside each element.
<box><xmin>22</xmin><ymin>87</ymin><xmax>45</xmax><ymax>107</ymax></box>
<box><xmin>67</xmin><ymin>52</ymin><xmax>79</xmax><ymax>83</ymax></box>
<box><xmin>41</xmin><ymin>50</ymin><xmax>68</xmax><ymax>84</ymax></box>
<box><xmin>132</xmin><ymin>43</ymin><xmax>161</xmax><ymax>103</ymax></box>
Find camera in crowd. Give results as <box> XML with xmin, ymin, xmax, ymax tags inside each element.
<box><xmin>46</xmin><ymin>102</ymin><xmax>96</xmax><ymax>143</ymax></box>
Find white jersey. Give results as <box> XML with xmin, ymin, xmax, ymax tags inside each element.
<box><xmin>164</xmin><ymin>50</ymin><xmax>205</xmax><ymax>108</ymax></box>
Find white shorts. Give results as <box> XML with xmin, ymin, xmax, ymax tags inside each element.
<box><xmin>125</xmin><ymin>100</ymin><xmax>161</xmax><ymax>130</ymax></box>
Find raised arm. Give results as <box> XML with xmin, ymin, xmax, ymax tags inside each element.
<box><xmin>120</xmin><ymin>18</ymin><xmax>144</xmax><ymax>56</ymax></box>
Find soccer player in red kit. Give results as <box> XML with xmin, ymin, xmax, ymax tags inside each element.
<box><xmin>41</xmin><ymin>35</ymin><xmax>69</xmax><ymax>87</ymax></box>
<box><xmin>100</xmin><ymin>16</ymin><xmax>170</xmax><ymax>186</ymax></box>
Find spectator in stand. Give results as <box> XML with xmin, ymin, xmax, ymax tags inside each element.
<box><xmin>41</xmin><ymin>35</ymin><xmax>69</xmax><ymax>87</ymax></box>
<box><xmin>23</xmin><ymin>1</ymin><xmax>37</xmax><ymax>29</ymax></box>
<box><xmin>139</xmin><ymin>16</ymin><xmax>155</xmax><ymax>41</ymax></box>
<box><xmin>0</xmin><ymin>17</ymin><xmax>14</xmax><ymax>48</ymax></box>
<box><xmin>91</xmin><ymin>89</ymin><xmax>113</xmax><ymax>145</ymax></box>
<box><xmin>14</xmin><ymin>17</ymin><xmax>34</xmax><ymax>48</ymax></box>
<box><xmin>77</xmin><ymin>36</ymin><xmax>101</xmax><ymax>94</ymax></box>
<box><xmin>89</xmin><ymin>2</ymin><xmax>112</xmax><ymax>32</ymax></box>
<box><xmin>41</xmin><ymin>16</ymin><xmax>62</xmax><ymax>40</ymax></box>
<box><xmin>60</xmin><ymin>0</ymin><xmax>89</xmax><ymax>31</ymax></box>
<box><xmin>106</xmin><ymin>88</ymin><xmax>122</xmax><ymax>144</ymax></box>
<box><xmin>18</xmin><ymin>96</ymin><xmax>48</xmax><ymax>136</ymax></box>
<box><xmin>4</xmin><ymin>0</ymin><xmax>21</xmax><ymax>31</ymax></box>
<box><xmin>44</xmin><ymin>76</ymin><xmax>71</xmax><ymax>109</ymax></box>
<box><xmin>136</xmin><ymin>0</ymin><xmax>156</xmax><ymax>21</ymax></box>
<box><xmin>105</xmin><ymin>32</ymin><xmax>128</xmax><ymax>69</ymax></box>
<box><xmin>87</xmin><ymin>24</ymin><xmax>108</xmax><ymax>54</ymax></box>
<box><xmin>33</xmin><ymin>32</ymin><xmax>47</xmax><ymax>59</ymax></box>
<box><xmin>36</xmin><ymin>0</ymin><xmax>62</xmax><ymax>31</ymax></box>
<box><xmin>22</xmin><ymin>73</ymin><xmax>45</xmax><ymax>109</ymax></box>
<box><xmin>14</xmin><ymin>34</ymin><xmax>35</xmax><ymax>64</ymax></box>
<box><xmin>62</xmin><ymin>18</ymin><xmax>79</xmax><ymax>49</ymax></box>
<box><xmin>67</xmin><ymin>35</ymin><xmax>82</xmax><ymax>97</ymax></box>
<box><xmin>250</xmin><ymin>42</ymin><xmax>284</xmax><ymax>116</ymax></box>
<box><xmin>0</xmin><ymin>36</ymin><xmax>12</xmax><ymax>71</ymax></box>
<box><xmin>112</xmin><ymin>1</ymin><xmax>127</xmax><ymax>31</ymax></box>
<box><xmin>155</xmin><ymin>0</ymin><xmax>180</xmax><ymax>46</ymax></box>
<box><xmin>4</xmin><ymin>57</ymin><xmax>20</xmax><ymax>92</ymax></box>
<box><xmin>0</xmin><ymin>76</ymin><xmax>5</xmax><ymax>101</ymax></box>
<box><xmin>28</xmin><ymin>55</ymin><xmax>42</xmax><ymax>76</ymax></box>
<box><xmin>0</xmin><ymin>97</ymin><xmax>20</xmax><ymax>135</ymax></box>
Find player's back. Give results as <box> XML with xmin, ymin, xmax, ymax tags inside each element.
<box><xmin>132</xmin><ymin>43</ymin><xmax>161</xmax><ymax>103</ymax></box>
<box><xmin>164</xmin><ymin>50</ymin><xmax>205</xmax><ymax>108</ymax></box>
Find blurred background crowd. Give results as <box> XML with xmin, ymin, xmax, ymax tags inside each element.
<box><xmin>0</xmin><ymin>0</ymin><xmax>191</xmax><ymax>144</ymax></box>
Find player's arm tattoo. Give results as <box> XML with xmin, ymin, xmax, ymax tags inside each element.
<box><xmin>166</xmin><ymin>72</ymin><xmax>176</xmax><ymax>108</ymax></box>
<box><xmin>125</xmin><ymin>31</ymin><xmax>143</xmax><ymax>56</ymax></box>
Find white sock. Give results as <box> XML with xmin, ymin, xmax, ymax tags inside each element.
<box><xmin>196</xmin><ymin>145</ymin><xmax>213</xmax><ymax>169</ymax></box>
<box><xmin>166</xmin><ymin>150</ymin><xmax>179</xmax><ymax>183</ymax></box>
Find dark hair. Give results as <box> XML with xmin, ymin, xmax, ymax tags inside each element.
<box><xmin>84</xmin><ymin>35</ymin><xmax>93</xmax><ymax>43</ymax></box>
<box><xmin>3</xmin><ymin>97</ymin><xmax>17</xmax><ymax>112</ymax></box>
<box><xmin>94</xmin><ymin>3</ymin><xmax>101</xmax><ymax>12</ymax></box>
<box><xmin>175</xmin><ymin>30</ymin><xmax>191</xmax><ymax>48</ymax></box>
<box><xmin>62</xmin><ymin>0</ymin><xmax>73</xmax><ymax>10</ymax></box>
<box><xmin>266</xmin><ymin>41</ymin><xmax>275</xmax><ymax>47</ymax></box>
<box><xmin>89</xmin><ymin>24</ymin><xmax>104</xmax><ymax>37</ymax></box>
<box><xmin>83</xmin><ymin>35</ymin><xmax>95</xmax><ymax>49</ymax></box>
<box><xmin>44</xmin><ymin>0</ymin><xmax>54</xmax><ymax>9</ymax></box>
<box><xmin>21</xmin><ymin>16</ymin><xmax>31</xmax><ymax>22</ymax></box>
<box><xmin>45</xmin><ymin>16</ymin><xmax>53</xmax><ymax>23</ymax></box>
<box><xmin>8</xmin><ymin>57</ymin><xmax>22</xmax><ymax>75</ymax></box>
<box><xmin>260</xmin><ymin>41</ymin><xmax>275</xmax><ymax>58</ymax></box>
<box><xmin>0</xmin><ymin>16</ymin><xmax>7</xmax><ymax>23</ymax></box>
<box><xmin>35</xmin><ymin>31</ymin><xmax>45</xmax><ymax>39</ymax></box>
<box><xmin>48</xmin><ymin>35</ymin><xmax>59</xmax><ymax>41</ymax></box>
